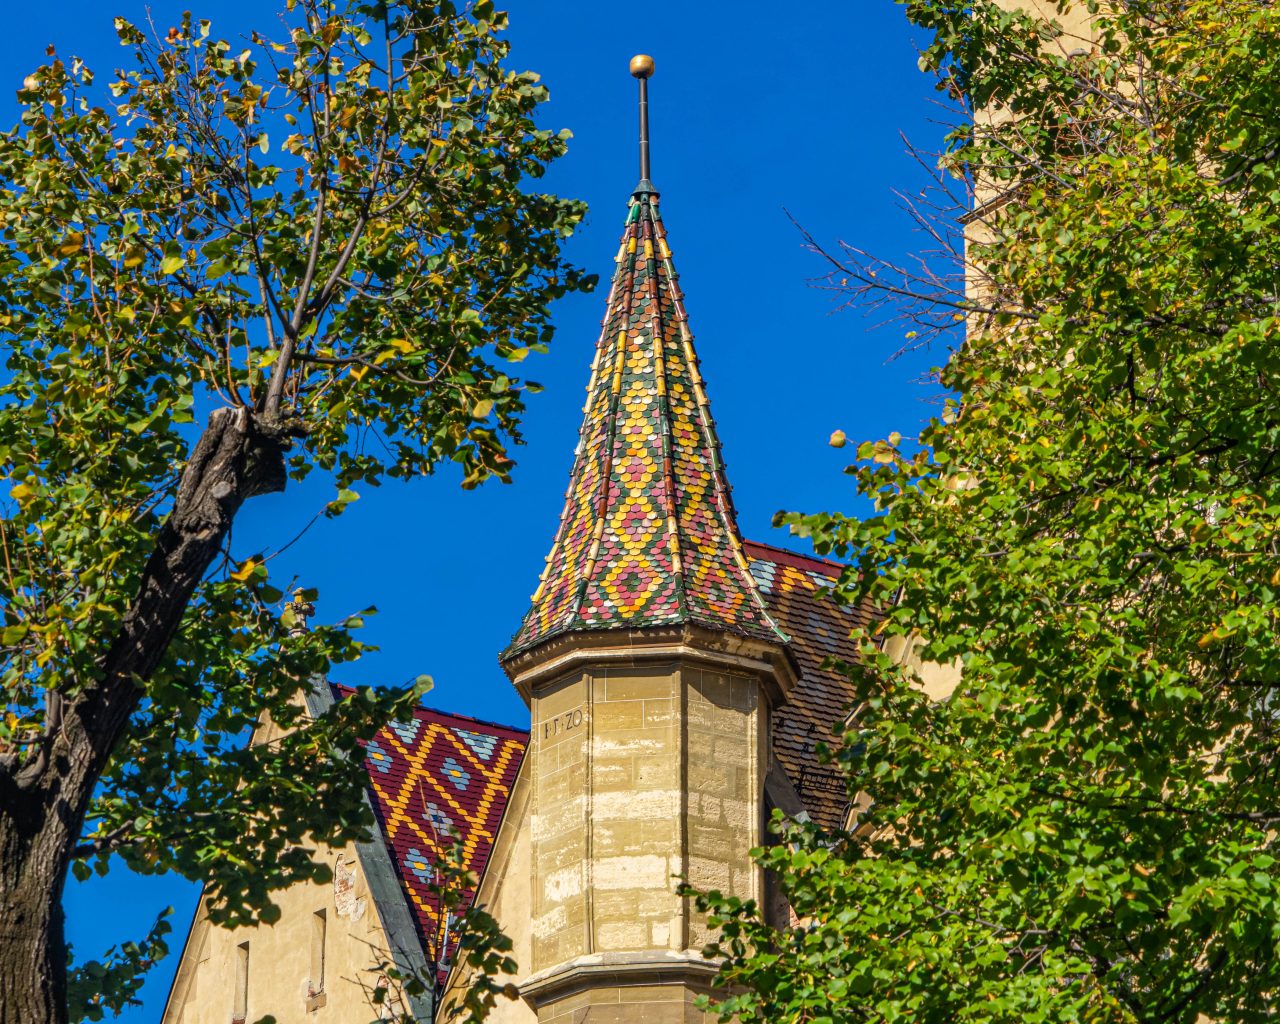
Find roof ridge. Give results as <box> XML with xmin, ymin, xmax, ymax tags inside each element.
<box><xmin>743</xmin><ymin>539</ymin><xmax>847</xmax><ymax>576</ymax></box>
<box><xmin>642</xmin><ymin>198</ymin><xmax>689</xmax><ymax>620</ymax></box>
<box><xmin>329</xmin><ymin>682</ymin><xmax>529</xmax><ymax>738</ymax></box>
<box><xmin>408</xmin><ymin>704</ymin><xmax>530</xmax><ymax>740</ymax></box>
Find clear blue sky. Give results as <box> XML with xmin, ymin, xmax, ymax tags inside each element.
<box><xmin>1</xmin><ymin>2</ymin><xmax>947</xmax><ymax>1018</ymax></box>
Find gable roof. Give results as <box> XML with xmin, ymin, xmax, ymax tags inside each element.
<box><xmin>346</xmin><ymin>688</ymin><xmax>528</xmax><ymax>980</ymax></box>
<box><xmin>744</xmin><ymin>540</ymin><xmax>878</xmax><ymax>831</ymax></box>
<box><xmin>503</xmin><ymin>187</ymin><xmax>787</xmax><ymax>660</ymax></box>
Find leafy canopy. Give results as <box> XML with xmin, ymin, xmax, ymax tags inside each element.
<box><xmin>694</xmin><ymin>2</ymin><xmax>1280</xmax><ymax>1022</ymax></box>
<box><xmin>0</xmin><ymin>0</ymin><xmax>588</xmax><ymax>1016</ymax></box>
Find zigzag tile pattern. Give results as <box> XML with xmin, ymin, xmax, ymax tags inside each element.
<box><xmin>354</xmin><ymin>695</ymin><xmax>527</xmax><ymax>979</ymax></box>
<box><xmin>745</xmin><ymin>541</ymin><xmax>879</xmax><ymax>832</ymax></box>
<box><xmin>506</xmin><ymin>188</ymin><xmax>787</xmax><ymax>656</ymax></box>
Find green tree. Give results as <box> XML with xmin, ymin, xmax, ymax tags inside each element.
<box><xmin>692</xmin><ymin>1</ymin><xmax>1280</xmax><ymax>1021</ymax></box>
<box><xmin>0</xmin><ymin>1</ymin><xmax>589</xmax><ymax>1020</ymax></box>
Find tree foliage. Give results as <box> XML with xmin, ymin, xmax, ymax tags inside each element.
<box><xmin>0</xmin><ymin>1</ymin><xmax>587</xmax><ymax>1019</ymax></box>
<box><xmin>65</xmin><ymin>909</ymin><xmax>171</xmax><ymax>1023</ymax></box>
<box><xmin>695</xmin><ymin>2</ymin><xmax>1280</xmax><ymax>1021</ymax></box>
<box><xmin>374</xmin><ymin>839</ymin><xmax>520</xmax><ymax>1024</ymax></box>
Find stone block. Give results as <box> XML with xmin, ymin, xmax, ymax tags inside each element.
<box><xmin>711</xmin><ymin>736</ymin><xmax>749</xmax><ymax>769</ymax></box>
<box><xmin>593</xmin><ymin>819</ymin><xmax>675</xmax><ymax>858</ymax></box>
<box><xmin>592</xmin><ymin>729</ymin><xmax>669</xmax><ymax>759</ymax></box>
<box><xmin>593</xmin><ymin>699</ymin><xmax>644</xmax><ymax>731</ymax></box>
<box><xmin>531</xmin><ymin>793</ymin><xmax>587</xmax><ymax>841</ymax></box>
<box><xmin>633</xmin><ymin>756</ymin><xmax>675</xmax><ymax>790</ymax></box>
<box><xmin>634</xmin><ymin>887</ymin><xmax>682</xmax><ymax>918</ymax></box>
<box><xmin>686</xmin><ymin>762</ymin><xmax>730</xmax><ymax>796</ymax></box>
<box><xmin>541</xmin><ymin>864</ymin><xmax>584</xmax><ymax>904</ymax></box>
<box><xmin>593</xmin><ymin>788</ymin><xmax>678</xmax><ymax>822</ymax></box>
<box><xmin>685</xmin><ymin>699</ymin><xmax>742</xmax><ymax>734</ymax></box>
<box><xmin>533</xmin><ymin>829</ymin><xmax>586</xmax><ymax>873</ymax></box>
<box><xmin>616</xmin><ymin>983</ymin><xmax>683</xmax><ymax>1004</ymax></box>
<box><xmin>603</xmin><ymin>673</ymin><xmax>674</xmax><ymax>702</ymax></box>
<box><xmin>593</xmin><ymin>759</ymin><xmax>632</xmax><ymax>789</ymax></box>
<box><xmin>642</xmin><ymin>699</ymin><xmax>674</xmax><ymax>729</ymax></box>
<box><xmin>685</xmin><ymin>730</ymin><xmax>715</xmax><ymax>763</ymax></box>
<box><xmin>690</xmin><ymin>670</ymin><xmax>731</xmax><ymax>707</ymax></box>
<box><xmin>596</xmin><ymin>920</ymin><xmax>650</xmax><ymax>950</ymax></box>
<box><xmin>687</xmin><ymin>826</ymin><xmax>736</xmax><ymax>866</ymax></box>
<box><xmin>536</xmin><ymin>675</ymin><xmax>588</xmax><ymax>718</ymax></box>
<box><xmin>593</xmin><ymin>853</ymin><xmax>670</xmax><ymax>891</ymax></box>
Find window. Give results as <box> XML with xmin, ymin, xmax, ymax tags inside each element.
<box><xmin>310</xmin><ymin>910</ymin><xmax>327</xmax><ymax>997</ymax></box>
<box><xmin>232</xmin><ymin>941</ymin><xmax>249</xmax><ymax>1024</ymax></box>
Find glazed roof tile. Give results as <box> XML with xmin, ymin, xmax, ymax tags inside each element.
<box><xmin>744</xmin><ymin>541</ymin><xmax>878</xmax><ymax>831</ymax></box>
<box><xmin>504</xmin><ymin>189</ymin><xmax>787</xmax><ymax>658</ymax></box>
<box><xmin>345</xmin><ymin>545</ymin><xmax>872</xmax><ymax>977</ymax></box>
<box><xmin>342</xmin><ymin>686</ymin><xmax>527</xmax><ymax>980</ymax></box>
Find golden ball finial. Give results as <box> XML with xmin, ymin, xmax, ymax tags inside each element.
<box><xmin>630</xmin><ymin>54</ymin><xmax>655</xmax><ymax>79</ymax></box>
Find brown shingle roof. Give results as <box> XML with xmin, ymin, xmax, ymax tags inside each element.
<box><xmin>744</xmin><ymin>541</ymin><xmax>879</xmax><ymax>831</ymax></box>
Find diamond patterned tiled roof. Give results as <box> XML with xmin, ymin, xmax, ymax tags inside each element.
<box><xmin>343</xmin><ymin>541</ymin><xmax>873</xmax><ymax>989</ymax></box>
<box><xmin>347</xmin><ymin>688</ymin><xmax>527</xmax><ymax>980</ymax></box>
<box><xmin>505</xmin><ymin>187</ymin><xmax>787</xmax><ymax>657</ymax></box>
<box><xmin>745</xmin><ymin>541</ymin><xmax>877</xmax><ymax>831</ymax></box>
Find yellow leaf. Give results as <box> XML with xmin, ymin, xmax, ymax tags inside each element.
<box><xmin>349</xmin><ymin>364</ymin><xmax>369</xmax><ymax>382</ymax></box>
<box><xmin>123</xmin><ymin>248</ymin><xmax>144</xmax><ymax>269</ymax></box>
<box><xmin>388</xmin><ymin>338</ymin><xmax>414</xmax><ymax>354</ymax></box>
<box><xmin>229</xmin><ymin>558</ymin><xmax>261</xmax><ymax>582</ymax></box>
<box><xmin>472</xmin><ymin>399</ymin><xmax>495</xmax><ymax>419</ymax></box>
<box><xmin>829</xmin><ymin>429</ymin><xmax>847</xmax><ymax>449</ymax></box>
<box><xmin>57</xmin><ymin>232</ymin><xmax>85</xmax><ymax>256</ymax></box>
<box><xmin>9</xmin><ymin>482</ymin><xmax>33</xmax><ymax>502</ymax></box>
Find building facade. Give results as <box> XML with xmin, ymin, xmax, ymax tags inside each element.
<box><xmin>162</xmin><ymin>59</ymin><xmax>892</xmax><ymax>1024</ymax></box>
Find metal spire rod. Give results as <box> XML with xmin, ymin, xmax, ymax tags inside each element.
<box><xmin>630</xmin><ymin>54</ymin><xmax>655</xmax><ymax>183</ymax></box>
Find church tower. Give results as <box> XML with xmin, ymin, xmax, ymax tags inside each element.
<box><xmin>497</xmin><ymin>56</ymin><xmax>798</xmax><ymax>1023</ymax></box>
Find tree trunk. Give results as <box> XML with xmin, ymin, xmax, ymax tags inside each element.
<box><xmin>0</xmin><ymin>790</ymin><xmax>68</xmax><ymax>1023</ymax></box>
<box><xmin>0</xmin><ymin>405</ymin><xmax>292</xmax><ymax>1024</ymax></box>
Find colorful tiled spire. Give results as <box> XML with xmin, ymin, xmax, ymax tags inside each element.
<box><xmin>503</xmin><ymin>181</ymin><xmax>788</xmax><ymax>658</ymax></box>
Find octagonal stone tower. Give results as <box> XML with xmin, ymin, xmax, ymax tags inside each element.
<box><xmin>498</xmin><ymin>57</ymin><xmax>797</xmax><ymax>1024</ymax></box>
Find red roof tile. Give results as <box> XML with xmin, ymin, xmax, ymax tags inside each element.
<box><xmin>345</xmin><ymin>687</ymin><xmax>527</xmax><ymax>979</ymax></box>
<box><xmin>346</xmin><ymin>542</ymin><xmax>874</xmax><ymax>980</ymax></box>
